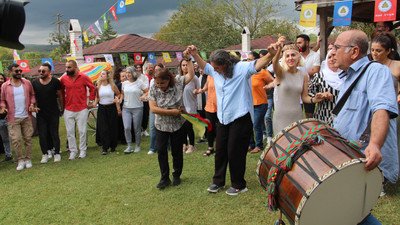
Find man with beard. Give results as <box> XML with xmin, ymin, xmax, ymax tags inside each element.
<box><xmin>0</xmin><ymin>73</ymin><xmax>13</xmax><ymax>163</ymax></box>
<box><xmin>141</xmin><ymin>63</ymin><xmax>154</xmax><ymax>136</ymax></box>
<box><xmin>32</xmin><ymin>63</ymin><xmax>63</xmax><ymax>163</ymax></box>
<box><xmin>0</xmin><ymin>63</ymin><xmax>36</xmax><ymax>170</ymax></box>
<box><xmin>296</xmin><ymin>34</ymin><xmax>321</xmax><ymax>118</ymax></box>
<box><xmin>60</xmin><ymin>60</ymin><xmax>95</xmax><ymax>160</ymax></box>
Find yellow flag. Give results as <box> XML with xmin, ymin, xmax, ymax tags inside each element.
<box><xmin>83</xmin><ymin>31</ymin><xmax>89</xmax><ymax>43</ymax></box>
<box><xmin>229</xmin><ymin>51</ymin><xmax>238</xmax><ymax>57</ymax></box>
<box><xmin>300</xmin><ymin>4</ymin><xmax>317</xmax><ymax>27</ymax></box>
<box><xmin>66</xmin><ymin>57</ymin><xmax>76</xmax><ymax>62</ymax></box>
<box><xmin>126</xmin><ymin>0</ymin><xmax>134</xmax><ymax>5</ymax></box>
<box><xmin>162</xmin><ymin>52</ymin><xmax>171</xmax><ymax>63</ymax></box>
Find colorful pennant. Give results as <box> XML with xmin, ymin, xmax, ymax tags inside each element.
<box><xmin>83</xmin><ymin>31</ymin><xmax>89</xmax><ymax>43</ymax></box>
<box><xmin>117</xmin><ymin>0</ymin><xmax>126</xmax><ymax>14</ymax></box>
<box><xmin>200</xmin><ymin>51</ymin><xmax>207</xmax><ymax>60</ymax></box>
<box><xmin>110</xmin><ymin>6</ymin><xmax>118</xmax><ymax>22</ymax></box>
<box><xmin>17</xmin><ymin>60</ymin><xmax>30</xmax><ymax>73</ymax></box>
<box><xmin>102</xmin><ymin>14</ymin><xmax>108</xmax><ymax>29</ymax></box>
<box><xmin>126</xmin><ymin>0</ymin><xmax>134</xmax><ymax>5</ymax></box>
<box><xmin>229</xmin><ymin>51</ymin><xmax>238</xmax><ymax>57</ymax></box>
<box><xmin>0</xmin><ymin>61</ymin><xmax>3</xmax><ymax>73</ymax></box>
<box><xmin>85</xmin><ymin>56</ymin><xmax>94</xmax><ymax>63</ymax></box>
<box><xmin>95</xmin><ymin>20</ymin><xmax>103</xmax><ymax>35</ymax></box>
<box><xmin>300</xmin><ymin>4</ymin><xmax>317</xmax><ymax>27</ymax></box>
<box><xmin>162</xmin><ymin>52</ymin><xmax>171</xmax><ymax>63</ymax></box>
<box><xmin>134</xmin><ymin>53</ymin><xmax>142</xmax><ymax>64</ymax></box>
<box><xmin>104</xmin><ymin>54</ymin><xmax>114</xmax><ymax>66</ymax></box>
<box><xmin>66</xmin><ymin>57</ymin><xmax>76</xmax><ymax>62</ymax></box>
<box><xmin>120</xmin><ymin>53</ymin><xmax>129</xmax><ymax>66</ymax></box>
<box><xmin>148</xmin><ymin>53</ymin><xmax>156</xmax><ymax>64</ymax></box>
<box><xmin>333</xmin><ymin>1</ymin><xmax>353</xmax><ymax>26</ymax></box>
<box><xmin>41</xmin><ymin>58</ymin><xmax>54</xmax><ymax>71</ymax></box>
<box><xmin>374</xmin><ymin>0</ymin><xmax>397</xmax><ymax>22</ymax></box>
<box><xmin>89</xmin><ymin>26</ymin><xmax>99</xmax><ymax>37</ymax></box>
<box><xmin>176</xmin><ymin>52</ymin><xmax>183</xmax><ymax>62</ymax></box>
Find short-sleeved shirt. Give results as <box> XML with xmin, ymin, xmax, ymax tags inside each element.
<box><xmin>333</xmin><ymin>56</ymin><xmax>399</xmax><ymax>183</ymax></box>
<box><xmin>183</xmin><ymin>75</ymin><xmax>199</xmax><ymax>113</ymax></box>
<box><xmin>122</xmin><ymin>80</ymin><xmax>147</xmax><ymax>108</ymax></box>
<box><xmin>302</xmin><ymin>50</ymin><xmax>321</xmax><ymax>73</ymax></box>
<box><xmin>251</xmin><ymin>69</ymin><xmax>273</xmax><ymax>106</ymax></box>
<box><xmin>148</xmin><ymin>76</ymin><xmax>186</xmax><ymax>132</ymax></box>
<box><xmin>204</xmin><ymin>61</ymin><xmax>258</xmax><ymax>125</ymax></box>
<box><xmin>32</xmin><ymin>77</ymin><xmax>61</xmax><ymax>118</ymax></box>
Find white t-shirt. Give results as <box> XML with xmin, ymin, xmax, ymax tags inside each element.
<box><xmin>122</xmin><ymin>80</ymin><xmax>147</xmax><ymax>108</ymax></box>
<box><xmin>183</xmin><ymin>75</ymin><xmax>199</xmax><ymax>113</ymax></box>
<box><xmin>99</xmin><ymin>84</ymin><xmax>114</xmax><ymax>105</ymax></box>
<box><xmin>301</xmin><ymin>50</ymin><xmax>321</xmax><ymax>75</ymax></box>
<box><xmin>13</xmin><ymin>85</ymin><xmax>28</xmax><ymax>118</ymax></box>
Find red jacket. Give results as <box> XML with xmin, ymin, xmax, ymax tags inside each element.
<box><xmin>60</xmin><ymin>72</ymin><xmax>95</xmax><ymax>112</ymax></box>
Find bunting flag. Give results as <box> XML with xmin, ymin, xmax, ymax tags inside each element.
<box><xmin>104</xmin><ymin>54</ymin><xmax>114</xmax><ymax>66</ymax></box>
<box><xmin>179</xmin><ymin>106</ymin><xmax>212</xmax><ymax>138</ymax></box>
<box><xmin>13</xmin><ymin>49</ymin><xmax>20</xmax><ymax>61</ymax></box>
<box><xmin>83</xmin><ymin>31</ymin><xmax>89</xmax><ymax>42</ymax></box>
<box><xmin>148</xmin><ymin>53</ymin><xmax>156</xmax><ymax>64</ymax></box>
<box><xmin>117</xmin><ymin>0</ymin><xmax>126</xmax><ymax>14</ymax></box>
<box><xmin>94</xmin><ymin>20</ymin><xmax>103</xmax><ymax>35</ymax></box>
<box><xmin>66</xmin><ymin>57</ymin><xmax>76</xmax><ymax>62</ymax></box>
<box><xmin>333</xmin><ymin>1</ymin><xmax>353</xmax><ymax>26</ymax></box>
<box><xmin>229</xmin><ymin>51</ymin><xmax>238</xmax><ymax>57</ymax></box>
<box><xmin>85</xmin><ymin>55</ymin><xmax>94</xmax><ymax>63</ymax></box>
<box><xmin>176</xmin><ymin>52</ymin><xmax>183</xmax><ymax>62</ymax></box>
<box><xmin>120</xmin><ymin>53</ymin><xmax>129</xmax><ymax>66</ymax></box>
<box><xmin>300</xmin><ymin>4</ymin><xmax>317</xmax><ymax>27</ymax></box>
<box><xmin>126</xmin><ymin>0</ymin><xmax>134</xmax><ymax>5</ymax></box>
<box><xmin>374</xmin><ymin>0</ymin><xmax>397</xmax><ymax>22</ymax></box>
<box><xmin>200</xmin><ymin>51</ymin><xmax>207</xmax><ymax>60</ymax></box>
<box><xmin>110</xmin><ymin>6</ymin><xmax>118</xmax><ymax>22</ymax></box>
<box><xmin>102</xmin><ymin>14</ymin><xmax>108</xmax><ymax>29</ymax></box>
<box><xmin>89</xmin><ymin>26</ymin><xmax>99</xmax><ymax>37</ymax></box>
<box><xmin>0</xmin><ymin>61</ymin><xmax>3</xmax><ymax>73</ymax></box>
<box><xmin>41</xmin><ymin>58</ymin><xmax>54</xmax><ymax>71</ymax></box>
<box><xmin>162</xmin><ymin>52</ymin><xmax>171</xmax><ymax>63</ymax></box>
<box><xmin>239</xmin><ymin>51</ymin><xmax>247</xmax><ymax>59</ymax></box>
<box><xmin>134</xmin><ymin>53</ymin><xmax>142</xmax><ymax>64</ymax></box>
<box><xmin>17</xmin><ymin>60</ymin><xmax>30</xmax><ymax>73</ymax></box>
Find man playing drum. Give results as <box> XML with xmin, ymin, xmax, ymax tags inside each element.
<box><xmin>332</xmin><ymin>30</ymin><xmax>399</xmax><ymax>224</ymax></box>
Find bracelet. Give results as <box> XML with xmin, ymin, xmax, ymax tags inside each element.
<box><xmin>310</xmin><ymin>97</ymin><xmax>314</xmax><ymax>104</ymax></box>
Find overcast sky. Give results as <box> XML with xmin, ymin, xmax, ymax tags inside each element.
<box><xmin>20</xmin><ymin>0</ymin><xmax>301</xmax><ymax>45</ymax></box>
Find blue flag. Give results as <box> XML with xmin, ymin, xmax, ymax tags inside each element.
<box><xmin>41</xmin><ymin>58</ymin><xmax>54</xmax><ymax>71</ymax></box>
<box><xmin>333</xmin><ymin>1</ymin><xmax>353</xmax><ymax>26</ymax></box>
<box><xmin>148</xmin><ymin>53</ymin><xmax>156</xmax><ymax>64</ymax></box>
<box><xmin>117</xmin><ymin>0</ymin><xmax>126</xmax><ymax>14</ymax></box>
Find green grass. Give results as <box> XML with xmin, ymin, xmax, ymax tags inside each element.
<box><xmin>0</xmin><ymin>119</ymin><xmax>399</xmax><ymax>224</ymax></box>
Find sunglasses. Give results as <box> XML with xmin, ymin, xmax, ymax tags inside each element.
<box><xmin>14</xmin><ymin>69</ymin><xmax>23</xmax><ymax>73</ymax></box>
<box><xmin>38</xmin><ymin>69</ymin><xmax>47</xmax><ymax>73</ymax></box>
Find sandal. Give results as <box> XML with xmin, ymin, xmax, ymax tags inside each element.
<box><xmin>251</xmin><ymin>147</ymin><xmax>262</xmax><ymax>154</ymax></box>
<box><xmin>203</xmin><ymin>148</ymin><xmax>215</xmax><ymax>156</ymax></box>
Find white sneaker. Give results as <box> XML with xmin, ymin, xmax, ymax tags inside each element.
<box><xmin>16</xmin><ymin>161</ymin><xmax>25</xmax><ymax>171</ymax></box>
<box><xmin>147</xmin><ymin>150</ymin><xmax>155</xmax><ymax>155</ymax></box>
<box><xmin>40</xmin><ymin>155</ymin><xmax>49</xmax><ymax>164</ymax></box>
<box><xmin>263</xmin><ymin>134</ymin><xmax>267</xmax><ymax>141</ymax></box>
<box><xmin>54</xmin><ymin>154</ymin><xmax>61</xmax><ymax>162</ymax></box>
<box><xmin>134</xmin><ymin>146</ymin><xmax>141</xmax><ymax>152</ymax></box>
<box><xmin>78</xmin><ymin>151</ymin><xmax>86</xmax><ymax>159</ymax></box>
<box><xmin>69</xmin><ymin>151</ymin><xmax>77</xmax><ymax>160</ymax></box>
<box><xmin>142</xmin><ymin>130</ymin><xmax>150</xmax><ymax>136</ymax></box>
<box><xmin>25</xmin><ymin>160</ymin><xmax>32</xmax><ymax>168</ymax></box>
<box><xmin>124</xmin><ymin>146</ymin><xmax>133</xmax><ymax>154</ymax></box>
<box><xmin>186</xmin><ymin>145</ymin><xmax>197</xmax><ymax>154</ymax></box>
<box><xmin>47</xmin><ymin>150</ymin><xmax>53</xmax><ymax>159</ymax></box>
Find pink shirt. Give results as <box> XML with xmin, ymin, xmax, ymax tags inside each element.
<box><xmin>0</xmin><ymin>78</ymin><xmax>36</xmax><ymax>122</ymax></box>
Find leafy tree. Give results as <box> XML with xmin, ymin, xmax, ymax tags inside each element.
<box><xmin>48</xmin><ymin>23</ymin><xmax>70</xmax><ymax>61</ymax></box>
<box><xmin>330</xmin><ymin>22</ymin><xmax>375</xmax><ymax>38</ymax></box>
<box><xmin>22</xmin><ymin>52</ymin><xmax>44</xmax><ymax>68</ymax></box>
<box><xmin>257</xmin><ymin>18</ymin><xmax>302</xmax><ymax>42</ymax></box>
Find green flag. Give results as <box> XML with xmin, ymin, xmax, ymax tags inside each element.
<box><xmin>120</xmin><ymin>53</ymin><xmax>129</xmax><ymax>66</ymax></box>
<box><xmin>102</xmin><ymin>14</ymin><xmax>108</xmax><ymax>29</ymax></box>
<box><xmin>200</xmin><ymin>51</ymin><xmax>207</xmax><ymax>60</ymax></box>
<box><xmin>0</xmin><ymin>61</ymin><xmax>3</xmax><ymax>73</ymax></box>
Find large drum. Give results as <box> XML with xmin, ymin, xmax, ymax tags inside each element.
<box><xmin>256</xmin><ymin>119</ymin><xmax>383</xmax><ymax>225</ymax></box>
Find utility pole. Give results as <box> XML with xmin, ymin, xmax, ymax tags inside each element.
<box><xmin>52</xmin><ymin>14</ymin><xmax>64</xmax><ymax>45</ymax></box>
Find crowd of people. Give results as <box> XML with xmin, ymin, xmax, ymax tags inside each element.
<box><xmin>1</xmin><ymin>22</ymin><xmax>400</xmax><ymax>224</ymax></box>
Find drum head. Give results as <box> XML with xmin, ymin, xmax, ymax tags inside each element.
<box><xmin>297</xmin><ymin>163</ymin><xmax>383</xmax><ymax>225</ymax></box>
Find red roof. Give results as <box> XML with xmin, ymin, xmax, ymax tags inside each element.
<box><xmin>23</xmin><ymin>61</ymin><xmax>66</xmax><ymax>77</ymax></box>
<box><xmin>224</xmin><ymin>35</ymin><xmax>278</xmax><ymax>51</ymax></box>
<box><xmin>83</xmin><ymin>34</ymin><xmax>187</xmax><ymax>55</ymax></box>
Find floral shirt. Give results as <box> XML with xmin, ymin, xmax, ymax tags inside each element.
<box><xmin>148</xmin><ymin>76</ymin><xmax>186</xmax><ymax>132</ymax></box>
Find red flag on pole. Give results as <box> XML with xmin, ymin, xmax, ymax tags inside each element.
<box><xmin>134</xmin><ymin>53</ymin><xmax>142</xmax><ymax>64</ymax></box>
<box><xmin>374</xmin><ymin>0</ymin><xmax>397</xmax><ymax>22</ymax></box>
<box><xmin>110</xmin><ymin>6</ymin><xmax>118</xmax><ymax>22</ymax></box>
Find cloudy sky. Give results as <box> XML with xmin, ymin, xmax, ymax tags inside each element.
<box><xmin>20</xmin><ymin>0</ymin><xmax>301</xmax><ymax>45</ymax></box>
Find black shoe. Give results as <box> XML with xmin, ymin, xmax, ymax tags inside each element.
<box><xmin>207</xmin><ymin>184</ymin><xmax>224</xmax><ymax>193</ymax></box>
<box><xmin>101</xmin><ymin>150</ymin><xmax>107</xmax><ymax>155</ymax></box>
<box><xmin>110</xmin><ymin>149</ymin><xmax>116</xmax><ymax>153</ymax></box>
<box><xmin>1</xmin><ymin>156</ymin><xmax>12</xmax><ymax>162</ymax></box>
<box><xmin>172</xmin><ymin>177</ymin><xmax>181</xmax><ymax>186</ymax></box>
<box><xmin>156</xmin><ymin>179</ymin><xmax>171</xmax><ymax>189</ymax></box>
<box><xmin>196</xmin><ymin>138</ymin><xmax>207</xmax><ymax>144</ymax></box>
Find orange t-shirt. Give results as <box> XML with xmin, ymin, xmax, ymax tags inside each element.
<box><xmin>251</xmin><ymin>69</ymin><xmax>274</xmax><ymax>106</ymax></box>
<box><xmin>204</xmin><ymin>76</ymin><xmax>217</xmax><ymax>113</ymax></box>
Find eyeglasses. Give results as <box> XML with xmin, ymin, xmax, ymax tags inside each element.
<box><xmin>14</xmin><ymin>69</ymin><xmax>22</xmax><ymax>73</ymax></box>
<box><xmin>38</xmin><ymin>69</ymin><xmax>47</xmax><ymax>73</ymax></box>
<box><xmin>334</xmin><ymin>44</ymin><xmax>355</xmax><ymax>51</ymax></box>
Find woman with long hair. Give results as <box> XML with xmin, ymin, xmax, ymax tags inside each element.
<box><xmin>94</xmin><ymin>69</ymin><xmax>121</xmax><ymax>154</ymax></box>
<box><xmin>120</xmin><ymin>66</ymin><xmax>148</xmax><ymax>153</ymax></box>
<box><xmin>271</xmin><ymin>36</ymin><xmax>329</xmax><ymax>135</ymax></box>
<box><xmin>148</xmin><ymin>51</ymin><xmax>195</xmax><ymax>189</ymax></box>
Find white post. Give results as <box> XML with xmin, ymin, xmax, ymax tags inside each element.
<box><xmin>68</xmin><ymin>19</ymin><xmax>84</xmax><ymax>65</ymax></box>
<box><xmin>241</xmin><ymin>27</ymin><xmax>251</xmax><ymax>60</ymax></box>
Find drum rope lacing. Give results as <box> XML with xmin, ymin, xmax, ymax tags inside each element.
<box><xmin>265</xmin><ymin>123</ymin><xmax>362</xmax><ymax>212</ymax></box>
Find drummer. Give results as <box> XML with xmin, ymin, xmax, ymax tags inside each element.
<box><xmin>332</xmin><ymin>30</ymin><xmax>398</xmax><ymax>224</ymax></box>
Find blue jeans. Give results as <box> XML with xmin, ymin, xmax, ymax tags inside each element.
<box><xmin>249</xmin><ymin>104</ymin><xmax>268</xmax><ymax>149</ymax></box>
<box><xmin>0</xmin><ymin>119</ymin><xmax>12</xmax><ymax>157</ymax></box>
<box><xmin>263</xmin><ymin>98</ymin><xmax>274</xmax><ymax>137</ymax></box>
<box><xmin>358</xmin><ymin>213</ymin><xmax>381</xmax><ymax>225</ymax></box>
<box><xmin>149</xmin><ymin>111</ymin><xmax>157</xmax><ymax>152</ymax></box>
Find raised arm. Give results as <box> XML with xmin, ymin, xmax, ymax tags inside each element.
<box><xmin>187</xmin><ymin>45</ymin><xmax>207</xmax><ymax>70</ymax></box>
<box><xmin>183</xmin><ymin>50</ymin><xmax>195</xmax><ymax>85</ymax></box>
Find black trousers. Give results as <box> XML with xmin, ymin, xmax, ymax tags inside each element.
<box><xmin>141</xmin><ymin>101</ymin><xmax>149</xmax><ymax>130</ymax></box>
<box><xmin>182</xmin><ymin>121</ymin><xmax>195</xmax><ymax>145</ymax></box>
<box><xmin>37</xmin><ymin>114</ymin><xmax>60</xmax><ymax>155</ymax></box>
<box><xmin>213</xmin><ymin>113</ymin><xmax>252</xmax><ymax>189</ymax></box>
<box><xmin>96</xmin><ymin>104</ymin><xmax>118</xmax><ymax>151</ymax></box>
<box><xmin>156</xmin><ymin>126</ymin><xmax>184</xmax><ymax>181</ymax></box>
<box><xmin>205</xmin><ymin>112</ymin><xmax>217</xmax><ymax>148</ymax></box>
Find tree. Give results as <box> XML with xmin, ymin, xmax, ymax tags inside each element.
<box><xmin>48</xmin><ymin>23</ymin><xmax>70</xmax><ymax>60</ymax></box>
<box><xmin>153</xmin><ymin>0</ymin><xmax>241</xmax><ymax>52</ymax></box>
<box><xmin>221</xmin><ymin>0</ymin><xmax>285</xmax><ymax>39</ymax></box>
<box><xmin>257</xmin><ymin>18</ymin><xmax>302</xmax><ymax>42</ymax></box>
<box><xmin>330</xmin><ymin>22</ymin><xmax>375</xmax><ymax>38</ymax></box>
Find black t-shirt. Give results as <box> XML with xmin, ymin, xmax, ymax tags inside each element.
<box><xmin>32</xmin><ymin>77</ymin><xmax>61</xmax><ymax>118</ymax></box>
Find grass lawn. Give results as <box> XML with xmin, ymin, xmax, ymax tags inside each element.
<box><xmin>0</xmin><ymin>119</ymin><xmax>399</xmax><ymax>224</ymax></box>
